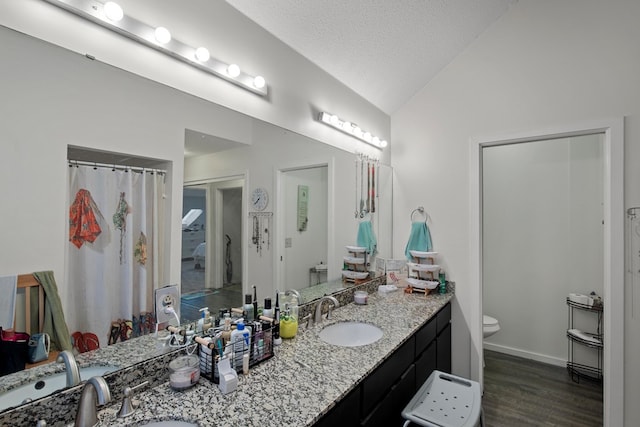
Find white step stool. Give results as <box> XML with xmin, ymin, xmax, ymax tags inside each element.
<box><xmin>401</xmin><ymin>370</ymin><xmax>483</xmax><ymax>427</ymax></box>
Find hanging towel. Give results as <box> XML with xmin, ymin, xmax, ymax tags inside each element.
<box><xmin>357</xmin><ymin>220</ymin><xmax>378</xmax><ymax>256</ymax></box>
<box><xmin>0</xmin><ymin>276</ymin><xmax>17</xmax><ymax>329</ymax></box>
<box><xmin>69</xmin><ymin>188</ymin><xmax>102</xmax><ymax>248</ymax></box>
<box><xmin>404</xmin><ymin>221</ymin><xmax>433</xmax><ymax>260</ymax></box>
<box><xmin>33</xmin><ymin>271</ymin><xmax>72</xmax><ymax>352</ymax></box>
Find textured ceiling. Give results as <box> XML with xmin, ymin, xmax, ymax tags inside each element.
<box><xmin>227</xmin><ymin>0</ymin><xmax>517</xmax><ymax>114</ymax></box>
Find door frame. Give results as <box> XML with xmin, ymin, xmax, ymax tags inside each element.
<box><xmin>469</xmin><ymin>118</ymin><xmax>624</xmax><ymax>426</ymax></box>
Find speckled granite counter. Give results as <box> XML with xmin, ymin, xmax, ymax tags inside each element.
<box><xmin>95</xmin><ymin>286</ymin><xmax>454</xmax><ymax>427</ymax></box>
<box><xmin>0</xmin><ymin>333</ymin><xmax>173</xmax><ymax>394</ymax></box>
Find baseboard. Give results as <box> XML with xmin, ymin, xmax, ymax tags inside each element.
<box><xmin>483</xmin><ymin>342</ymin><xmax>565</xmax><ymax>367</ymax></box>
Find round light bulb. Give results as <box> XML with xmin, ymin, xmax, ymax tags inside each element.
<box><xmin>380</xmin><ymin>140</ymin><xmax>388</xmax><ymax>148</ymax></box>
<box><xmin>195</xmin><ymin>47</ymin><xmax>210</xmax><ymax>62</ymax></box>
<box><xmin>253</xmin><ymin>75</ymin><xmax>266</xmax><ymax>89</ymax></box>
<box><xmin>353</xmin><ymin>126</ymin><xmax>362</xmax><ymax>137</ymax></box>
<box><xmin>330</xmin><ymin>115</ymin><xmax>339</xmax><ymax>126</ymax></box>
<box><xmin>343</xmin><ymin>121</ymin><xmax>352</xmax><ymax>131</ymax></box>
<box><xmin>363</xmin><ymin>132</ymin><xmax>372</xmax><ymax>142</ymax></box>
<box><xmin>227</xmin><ymin>64</ymin><xmax>240</xmax><ymax>78</ymax></box>
<box><xmin>103</xmin><ymin>2</ymin><xmax>123</xmax><ymax>21</ymax></box>
<box><xmin>154</xmin><ymin>27</ymin><xmax>171</xmax><ymax>44</ymax></box>
<box><xmin>372</xmin><ymin>136</ymin><xmax>380</xmax><ymax>146</ymax></box>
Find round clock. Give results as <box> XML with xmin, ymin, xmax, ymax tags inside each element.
<box><xmin>251</xmin><ymin>187</ymin><xmax>269</xmax><ymax>211</ymax></box>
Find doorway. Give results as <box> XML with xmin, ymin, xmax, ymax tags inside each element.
<box><xmin>481</xmin><ymin>134</ymin><xmax>604</xmax><ymax>424</ymax></box>
<box><xmin>181</xmin><ymin>178</ymin><xmax>244</xmax><ymax>321</ymax></box>
<box><xmin>277</xmin><ymin>164</ymin><xmax>329</xmax><ymax>292</ymax></box>
<box><xmin>469</xmin><ymin>119</ymin><xmax>624</xmax><ymax>426</ymax></box>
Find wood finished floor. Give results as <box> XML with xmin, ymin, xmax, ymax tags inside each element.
<box><xmin>483</xmin><ymin>350</ymin><xmax>603</xmax><ymax>426</ymax></box>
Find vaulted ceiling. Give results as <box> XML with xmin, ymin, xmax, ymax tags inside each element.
<box><xmin>226</xmin><ymin>0</ymin><xmax>517</xmax><ymax>115</ymax></box>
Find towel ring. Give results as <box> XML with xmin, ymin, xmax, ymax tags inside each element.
<box><xmin>411</xmin><ymin>206</ymin><xmax>430</xmax><ymax>223</ymax></box>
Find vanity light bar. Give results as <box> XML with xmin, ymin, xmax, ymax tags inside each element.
<box><xmin>42</xmin><ymin>0</ymin><xmax>268</xmax><ymax>96</ymax></box>
<box><xmin>318</xmin><ymin>112</ymin><xmax>388</xmax><ymax>149</ymax></box>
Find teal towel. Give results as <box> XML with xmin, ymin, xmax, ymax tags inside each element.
<box><xmin>357</xmin><ymin>220</ymin><xmax>377</xmax><ymax>255</ymax></box>
<box><xmin>404</xmin><ymin>221</ymin><xmax>433</xmax><ymax>260</ymax></box>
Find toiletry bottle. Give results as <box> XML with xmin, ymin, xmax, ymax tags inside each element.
<box><xmin>252</xmin><ymin>285</ymin><xmax>259</xmax><ymax>320</ymax></box>
<box><xmin>243</xmin><ymin>294</ymin><xmax>254</xmax><ymax>321</ymax></box>
<box><xmin>273</xmin><ymin>292</ymin><xmax>282</xmax><ymax>346</ymax></box>
<box><xmin>196</xmin><ymin>307</ymin><xmax>209</xmax><ymax>333</ymax></box>
<box><xmin>261</xmin><ymin>320</ymin><xmax>272</xmax><ymax>358</ymax></box>
<box><xmin>279</xmin><ymin>306</ymin><xmax>298</xmax><ymax>339</ymax></box>
<box><xmin>438</xmin><ymin>270</ymin><xmax>446</xmax><ymax>294</ymax></box>
<box><xmin>230</xmin><ymin>321</ymin><xmax>250</xmax><ymax>371</ymax></box>
<box><xmin>262</xmin><ymin>297</ymin><xmax>273</xmax><ymax>318</ymax></box>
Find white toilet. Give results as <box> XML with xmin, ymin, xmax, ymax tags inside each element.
<box><xmin>483</xmin><ymin>315</ymin><xmax>500</xmax><ymax>338</ymax></box>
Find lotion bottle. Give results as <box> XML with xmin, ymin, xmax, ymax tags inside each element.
<box><xmin>230</xmin><ymin>321</ymin><xmax>250</xmax><ymax>371</ymax></box>
<box><xmin>243</xmin><ymin>294</ymin><xmax>254</xmax><ymax>321</ymax></box>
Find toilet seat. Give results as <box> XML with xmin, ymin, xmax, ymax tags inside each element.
<box><xmin>483</xmin><ymin>315</ymin><xmax>500</xmax><ymax>339</ymax></box>
<box><xmin>483</xmin><ymin>315</ymin><xmax>498</xmax><ymax>327</ymax></box>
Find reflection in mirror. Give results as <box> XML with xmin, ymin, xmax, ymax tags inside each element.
<box><xmin>181</xmin><ymin>180</ymin><xmax>244</xmax><ymax>322</ymax></box>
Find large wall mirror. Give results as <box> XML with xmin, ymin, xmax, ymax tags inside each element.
<box><xmin>0</xmin><ymin>25</ymin><xmax>393</xmax><ymax>411</ymax></box>
<box><xmin>181</xmin><ymin>118</ymin><xmax>394</xmax><ymax>322</ymax></box>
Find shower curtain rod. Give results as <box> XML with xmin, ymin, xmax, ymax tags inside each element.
<box><xmin>68</xmin><ymin>159</ymin><xmax>166</xmax><ymax>175</ymax></box>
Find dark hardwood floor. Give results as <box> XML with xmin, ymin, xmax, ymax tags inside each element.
<box><xmin>483</xmin><ymin>350</ymin><xmax>603</xmax><ymax>426</ymax></box>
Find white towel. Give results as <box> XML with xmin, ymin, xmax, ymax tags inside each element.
<box><xmin>0</xmin><ymin>275</ymin><xmax>17</xmax><ymax>329</ymax></box>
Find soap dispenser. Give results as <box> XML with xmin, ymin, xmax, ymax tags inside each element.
<box><xmin>196</xmin><ymin>307</ymin><xmax>209</xmax><ymax>333</ymax></box>
<box><xmin>279</xmin><ymin>304</ymin><xmax>298</xmax><ymax>339</ymax></box>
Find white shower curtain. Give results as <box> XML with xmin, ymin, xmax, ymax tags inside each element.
<box><xmin>65</xmin><ymin>164</ymin><xmax>165</xmax><ymax>347</ymax></box>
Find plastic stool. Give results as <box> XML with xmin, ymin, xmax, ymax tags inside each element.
<box><xmin>401</xmin><ymin>370</ymin><xmax>483</xmax><ymax>427</ymax></box>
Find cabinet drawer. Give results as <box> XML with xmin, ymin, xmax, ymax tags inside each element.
<box><xmin>436</xmin><ymin>302</ymin><xmax>451</xmax><ymax>335</ymax></box>
<box><xmin>415</xmin><ymin>317</ymin><xmax>436</xmax><ymax>357</ymax></box>
<box><xmin>362</xmin><ymin>336</ymin><xmax>414</xmax><ymax>415</ymax></box>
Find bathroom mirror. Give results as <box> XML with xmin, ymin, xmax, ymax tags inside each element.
<box><xmin>1</xmin><ymin>74</ymin><xmax>392</xmax><ymax>419</ymax></box>
<box><xmin>0</xmin><ymin>22</ymin><xmax>392</xmax><ymax>412</ymax></box>
<box><xmin>180</xmin><ymin>116</ymin><xmax>394</xmax><ymax>321</ymax></box>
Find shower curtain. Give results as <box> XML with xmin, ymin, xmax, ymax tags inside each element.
<box><xmin>65</xmin><ymin>164</ymin><xmax>165</xmax><ymax>347</ymax></box>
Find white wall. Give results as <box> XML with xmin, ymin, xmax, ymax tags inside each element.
<box><xmin>483</xmin><ymin>135</ymin><xmax>603</xmax><ymax>366</ymax></box>
<box><xmin>391</xmin><ymin>0</ymin><xmax>639</xmax><ymax>423</ymax></box>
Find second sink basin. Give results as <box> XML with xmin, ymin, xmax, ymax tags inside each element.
<box><xmin>319</xmin><ymin>321</ymin><xmax>383</xmax><ymax>347</ymax></box>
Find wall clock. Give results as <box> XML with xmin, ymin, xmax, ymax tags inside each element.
<box><xmin>251</xmin><ymin>187</ymin><xmax>269</xmax><ymax>211</ymax></box>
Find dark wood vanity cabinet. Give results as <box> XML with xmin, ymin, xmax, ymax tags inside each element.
<box><xmin>313</xmin><ymin>302</ymin><xmax>451</xmax><ymax>427</ymax></box>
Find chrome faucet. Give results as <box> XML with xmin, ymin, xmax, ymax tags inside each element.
<box><xmin>56</xmin><ymin>350</ymin><xmax>81</xmax><ymax>387</ymax></box>
<box><xmin>315</xmin><ymin>295</ymin><xmax>339</xmax><ymax>324</ymax></box>
<box><xmin>75</xmin><ymin>376</ymin><xmax>111</xmax><ymax>427</ymax></box>
<box><xmin>284</xmin><ymin>289</ymin><xmax>304</xmax><ymax>304</ymax></box>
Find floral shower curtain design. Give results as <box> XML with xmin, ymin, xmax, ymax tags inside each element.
<box><xmin>65</xmin><ymin>164</ymin><xmax>165</xmax><ymax>347</ymax></box>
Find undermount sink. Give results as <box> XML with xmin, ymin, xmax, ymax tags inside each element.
<box><xmin>0</xmin><ymin>364</ymin><xmax>120</xmax><ymax>412</ymax></box>
<box><xmin>319</xmin><ymin>321</ymin><xmax>383</xmax><ymax>347</ymax></box>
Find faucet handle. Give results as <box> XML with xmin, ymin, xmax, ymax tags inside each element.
<box><xmin>117</xmin><ymin>381</ymin><xmax>149</xmax><ymax>418</ymax></box>
<box><xmin>300</xmin><ymin>313</ymin><xmax>313</xmax><ymax>329</ymax></box>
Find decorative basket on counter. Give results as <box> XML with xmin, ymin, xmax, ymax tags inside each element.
<box><xmin>196</xmin><ymin>320</ymin><xmax>275</xmax><ymax>384</ymax></box>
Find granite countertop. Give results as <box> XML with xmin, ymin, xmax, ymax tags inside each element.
<box><xmin>96</xmin><ymin>287</ymin><xmax>454</xmax><ymax>427</ymax></box>
<box><xmin>0</xmin><ymin>333</ymin><xmax>172</xmax><ymax>394</ymax></box>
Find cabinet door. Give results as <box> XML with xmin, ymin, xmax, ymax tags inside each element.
<box><xmin>361</xmin><ymin>364</ymin><xmax>415</xmax><ymax>427</ymax></box>
<box><xmin>362</xmin><ymin>336</ymin><xmax>414</xmax><ymax>415</ymax></box>
<box><xmin>415</xmin><ymin>340</ymin><xmax>437</xmax><ymax>390</ymax></box>
<box><xmin>436</xmin><ymin>323</ymin><xmax>452</xmax><ymax>374</ymax></box>
<box><xmin>313</xmin><ymin>386</ymin><xmax>361</xmax><ymax>427</ymax></box>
